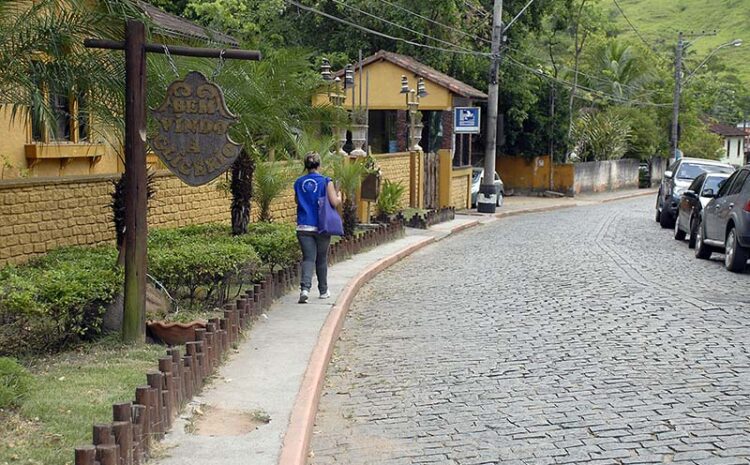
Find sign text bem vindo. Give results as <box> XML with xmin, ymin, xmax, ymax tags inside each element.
<box><xmin>151</xmin><ymin>71</ymin><xmax>241</xmax><ymax>186</ymax></box>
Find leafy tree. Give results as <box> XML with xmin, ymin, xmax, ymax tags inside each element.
<box><xmin>572</xmin><ymin>108</ymin><xmax>630</xmax><ymax>161</ymax></box>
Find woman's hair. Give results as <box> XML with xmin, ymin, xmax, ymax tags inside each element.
<box><xmin>304</xmin><ymin>151</ymin><xmax>321</xmax><ymax>171</ymax></box>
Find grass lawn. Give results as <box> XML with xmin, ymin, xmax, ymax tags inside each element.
<box><xmin>612</xmin><ymin>0</ymin><xmax>750</xmax><ymax>83</ymax></box>
<box><xmin>0</xmin><ymin>336</ymin><xmax>163</xmax><ymax>465</ymax></box>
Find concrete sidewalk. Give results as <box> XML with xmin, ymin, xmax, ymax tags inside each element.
<box><xmin>153</xmin><ymin>218</ymin><xmax>478</xmax><ymax>465</ymax></box>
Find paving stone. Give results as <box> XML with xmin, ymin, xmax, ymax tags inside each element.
<box><xmin>309</xmin><ymin>198</ymin><xmax>750</xmax><ymax>465</ymax></box>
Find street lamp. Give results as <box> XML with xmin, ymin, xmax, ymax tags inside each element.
<box><xmin>320</xmin><ymin>58</ymin><xmax>347</xmax><ymax>153</ymax></box>
<box><xmin>400</xmin><ymin>75</ymin><xmax>427</xmax><ymax>151</ymax></box>
<box><xmin>672</xmin><ymin>36</ymin><xmax>743</xmax><ymax>160</ymax></box>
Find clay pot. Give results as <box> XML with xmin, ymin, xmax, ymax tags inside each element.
<box><xmin>147</xmin><ymin>320</ymin><xmax>206</xmax><ymax>346</ymax></box>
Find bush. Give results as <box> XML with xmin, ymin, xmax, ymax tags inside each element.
<box><xmin>241</xmin><ymin>223</ymin><xmax>301</xmax><ymax>271</ymax></box>
<box><xmin>0</xmin><ymin>357</ymin><xmax>33</xmax><ymax>409</ymax></box>
<box><xmin>376</xmin><ymin>180</ymin><xmax>406</xmax><ymax>217</ymax></box>
<box><xmin>148</xmin><ymin>236</ymin><xmax>260</xmax><ymax>306</ymax></box>
<box><xmin>0</xmin><ymin>247</ymin><xmax>121</xmax><ymax>356</ymax></box>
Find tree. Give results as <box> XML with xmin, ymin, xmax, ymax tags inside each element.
<box><xmin>572</xmin><ymin>108</ymin><xmax>630</xmax><ymax>161</ymax></box>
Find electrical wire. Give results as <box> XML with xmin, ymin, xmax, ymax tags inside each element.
<box><xmin>376</xmin><ymin>0</ymin><xmax>492</xmax><ymax>44</ymax></box>
<box><xmin>286</xmin><ymin>0</ymin><xmax>491</xmax><ymax>56</ymax></box>
<box><xmin>330</xmin><ymin>0</ymin><xmax>478</xmax><ymax>54</ymax></box>
<box><xmin>612</xmin><ymin>0</ymin><xmax>656</xmax><ymax>51</ymax></box>
<box><xmin>504</xmin><ymin>55</ymin><xmax>671</xmax><ymax>108</ymax></box>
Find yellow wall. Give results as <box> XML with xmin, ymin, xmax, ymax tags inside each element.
<box><xmin>317</xmin><ymin>60</ymin><xmax>453</xmax><ymax>111</ymax></box>
<box><xmin>0</xmin><ymin>166</ymin><xmax>302</xmax><ymax>267</ymax></box>
<box><xmin>497</xmin><ymin>154</ymin><xmax>575</xmax><ymax>194</ymax></box>
<box><xmin>376</xmin><ymin>152</ymin><xmax>412</xmax><ymax>209</ymax></box>
<box><xmin>450</xmin><ymin>167</ymin><xmax>472</xmax><ymax>210</ymax></box>
<box><xmin>0</xmin><ymin>107</ymin><xmax>120</xmax><ymax>179</ymax></box>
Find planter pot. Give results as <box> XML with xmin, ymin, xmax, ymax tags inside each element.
<box><xmin>350</xmin><ymin>124</ymin><xmax>368</xmax><ymax>156</ymax></box>
<box><xmin>147</xmin><ymin>320</ymin><xmax>206</xmax><ymax>346</ymax></box>
<box><xmin>410</xmin><ymin>123</ymin><xmax>424</xmax><ymax>151</ymax></box>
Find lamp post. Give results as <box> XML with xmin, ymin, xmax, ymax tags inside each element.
<box><xmin>321</xmin><ymin>58</ymin><xmax>347</xmax><ymax>154</ymax></box>
<box><xmin>672</xmin><ymin>36</ymin><xmax>742</xmax><ymax>160</ymax></box>
<box><xmin>400</xmin><ymin>75</ymin><xmax>427</xmax><ymax>151</ymax></box>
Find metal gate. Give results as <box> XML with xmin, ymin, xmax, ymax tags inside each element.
<box><xmin>423</xmin><ymin>151</ymin><xmax>439</xmax><ymax>209</ymax></box>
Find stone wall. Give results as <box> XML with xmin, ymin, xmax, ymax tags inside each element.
<box><xmin>375</xmin><ymin>152</ymin><xmax>412</xmax><ymax>208</ymax></box>
<box><xmin>450</xmin><ymin>170</ymin><xmax>470</xmax><ymax>210</ymax></box>
<box><xmin>0</xmin><ymin>169</ymin><xmax>299</xmax><ymax>267</ymax></box>
<box><xmin>573</xmin><ymin>159</ymin><xmax>640</xmax><ymax>194</ymax></box>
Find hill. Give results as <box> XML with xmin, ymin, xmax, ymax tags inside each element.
<box><xmin>610</xmin><ymin>0</ymin><xmax>750</xmax><ymax>83</ymax></box>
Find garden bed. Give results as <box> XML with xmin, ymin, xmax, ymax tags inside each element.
<box><xmin>396</xmin><ymin>207</ymin><xmax>455</xmax><ymax>229</ymax></box>
<box><xmin>0</xmin><ymin>220</ymin><xmax>405</xmax><ymax>465</ymax></box>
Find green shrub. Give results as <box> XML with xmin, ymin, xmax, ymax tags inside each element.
<box><xmin>0</xmin><ymin>247</ymin><xmax>121</xmax><ymax>356</ymax></box>
<box><xmin>376</xmin><ymin>180</ymin><xmax>406</xmax><ymax>217</ymax></box>
<box><xmin>240</xmin><ymin>223</ymin><xmax>301</xmax><ymax>272</ymax></box>
<box><xmin>148</xmin><ymin>236</ymin><xmax>260</xmax><ymax>305</ymax></box>
<box><xmin>0</xmin><ymin>357</ymin><xmax>33</xmax><ymax>409</ymax></box>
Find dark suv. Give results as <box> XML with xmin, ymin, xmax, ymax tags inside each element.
<box><xmin>655</xmin><ymin>157</ymin><xmax>735</xmax><ymax>228</ymax></box>
<box><xmin>694</xmin><ymin>165</ymin><xmax>750</xmax><ymax>272</ymax></box>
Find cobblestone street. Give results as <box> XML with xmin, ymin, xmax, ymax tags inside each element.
<box><xmin>310</xmin><ymin>196</ymin><xmax>750</xmax><ymax>465</ymax></box>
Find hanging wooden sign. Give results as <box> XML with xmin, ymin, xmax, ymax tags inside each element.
<box><xmin>151</xmin><ymin>71</ymin><xmax>241</xmax><ymax>186</ymax></box>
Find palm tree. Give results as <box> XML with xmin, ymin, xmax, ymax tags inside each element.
<box><xmin>0</xmin><ymin>0</ymin><xmax>140</xmax><ymax>145</ymax></box>
<box><xmin>329</xmin><ymin>154</ymin><xmax>365</xmax><ymax>237</ymax></box>
<box><xmin>585</xmin><ymin>40</ymin><xmax>653</xmax><ymax>101</ymax></box>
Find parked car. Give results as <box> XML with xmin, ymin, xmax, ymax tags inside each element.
<box><xmin>694</xmin><ymin>165</ymin><xmax>750</xmax><ymax>272</ymax></box>
<box><xmin>674</xmin><ymin>172</ymin><xmax>731</xmax><ymax>248</ymax></box>
<box><xmin>471</xmin><ymin>168</ymin><xmax>505</xmax><ymax>207</ymax></box>
<box><xmin>655</xmin><ymin>157</ymin><xmax>735</xmax><ymax>228</ymax></box>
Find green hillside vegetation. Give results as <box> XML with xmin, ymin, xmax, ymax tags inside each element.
<box><xmin>611</xmin><ymin>0</ymin><xmax>750</xmax><ymax>83</ymax></box>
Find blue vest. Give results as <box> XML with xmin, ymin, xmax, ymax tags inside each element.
<box><xmin>294</xmin><ymin>173</ymin><xmax>329</xmax><ymax>229</ymax></box>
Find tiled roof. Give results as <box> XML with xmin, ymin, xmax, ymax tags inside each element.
<box><xmin>336</xmin><ymin>50</ymin><xmax>488</xmax><ymax>100</ymax></box>
<box><xmin>709</xmin><ymin>123</ymin><xmax>747</xmax><ymax>137</ymax></box>
<box><xmin>137</xmin><ymin>1</ymin><xmax>239</xmax><ymax>47</ymax></box>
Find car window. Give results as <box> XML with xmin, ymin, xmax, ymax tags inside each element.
<box><xmin>727</xmin><ymin>170</ymin><xmax>750</xmax><ymax>196</ymax></box>
<box><xmin>494</xmin><ymin>173</ymin><xmax>500</xmax><ymax>181</ymax></box>
<box><xmin>472</xmin><ymin>170</ymin><xmax>482</xmax><ymax>182</ymax></box>
<box><xmin>717</xmin><ymin>171</ymin><xmax>738</xmax><ymax>197</ymax></box>
<box><xmin>703</xmin><ymin>176</ymin><xmax>728</xmax><ymax>194</ymax></box>
<box><xmin>688</xmin><ymin>173</ymin><xmax>705</xmax><ymax>192</ymax></box>
<box><xmin>668</xmin><ymin>160</ymin><xmax>679</xmax><ymax>172</ymax></box>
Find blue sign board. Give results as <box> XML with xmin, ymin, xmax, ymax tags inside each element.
<box><xmin>454</xmin><ymin>107</ymin><xmax>481</xmax><ymax>134</ymax></box>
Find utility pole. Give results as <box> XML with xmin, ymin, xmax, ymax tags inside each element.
<box><xmin>478</xmin><ymin>0</ymin><xmax>503</xmax><ymax>213</ymax></box>
<box><xmin>671</xmin><ymin>32</ymin><xmax>683</xmax><ymax>162</ymax></box>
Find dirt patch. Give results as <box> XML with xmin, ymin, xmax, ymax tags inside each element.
<box><xmin>190</xmin><ymin>405</ymin><xmax>270</xmax><ymax>437</ymax></box>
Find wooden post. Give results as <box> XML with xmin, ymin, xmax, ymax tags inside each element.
<box><xmin>122</xmin><ymin>19</ymin><xmax>148</xmax><ymax>343</ymax></box>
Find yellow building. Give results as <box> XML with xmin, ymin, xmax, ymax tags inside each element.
<box><xmin>0</xmin><ymin>2</ymin><xmax>238</xmax><ymax>180</ymax></box>
<box><xmin>317</xmin><ymin>50</ymin><xmax>487</xmax><ymax>210</ymax></box>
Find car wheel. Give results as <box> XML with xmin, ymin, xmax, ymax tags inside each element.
<box><xmin>673</xmin><ymin>216</ymin><xmax>686</xmax><ymax>240</ymax></box>
<box><xmin>694</xmin><ymin>221</ymin><xmax>713</xmax><ymax>260</ymax></box>
<box><xmin>655</xmin><ymin>193</ymin><xmax>662</xmax><ymax>222</ymax></box>
<box><xmin>724</xmin><ymin>226</ymin><xmax>749</xmax><ymax>273</ymax></box>
<box><xmin>659</xmin><ymin>208</ymin><xmax>674</xmax><ymax>229</ymax></box>
<box><xmin>688</xmin><ymin>216</ymin><xmax>698</xmax><ymax>249</ymax></box>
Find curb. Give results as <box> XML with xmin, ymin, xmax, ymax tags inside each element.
<box><xmin>598</xmin><ymin>189</ymin><xmax>656</xmax><ymax>203</ymax></box>
<box><xmin>278</xmin><ymin>221</ymin><xmax>482</xmax><ymax>465</ymax></box>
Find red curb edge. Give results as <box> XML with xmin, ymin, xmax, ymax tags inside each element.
<box><xmin>278</xmin><ymin>220</ymin><xmax>483</xmax><ymax>465</ymax></box>
<box><xmin>278</xmin><ymin>236</ymin><xmax>435</xmax><ymax>465</ymax></box>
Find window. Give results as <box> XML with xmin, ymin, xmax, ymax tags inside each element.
<box><xmin>688</xmin><ymin>173</ymin><xmax>705</xmax><ymax>192</ymax></box>
<box><xmin>30</xmin><ymin>80</ymin><xmax>88</xmax><ymax>143</ymax></box>
<box><xmin>367</xmin><ymin>110</ymin><xmax>397</xmax><ymax>154</ymax></box>
<box><xmin>703</xmin><ymin>175</ymin><xmax>728</xmax><ymax>194</ymax></box>
<box><xmin>717</xmin><ymin>171</ymin><xmax>737</xmax><ymax>197</ymax></box>
<box><xmin>727</xmin><ymin>170</ymin><xmax>749</xmax><ymax>196</ymax></box>
<box><xmin>727</xmin><ymin>139</ymin><xmax>731</xmax><ymax>157</ymax></box>
<box><xmin>737</xmin><ymin>139</ymin><xmax>741</xmax><ymax>159</ymax></box>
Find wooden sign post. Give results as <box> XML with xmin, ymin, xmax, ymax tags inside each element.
<box><xmin>85</xmin><ymin>20</ymin><xmax>260</xmax><ymax>343</ymax></box>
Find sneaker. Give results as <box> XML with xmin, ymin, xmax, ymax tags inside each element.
<box><xmin>298</xmin><ymin>290</ymin><xmax>309</xmax><ymax>304</ymax></box>
<box><xmin>319</xmin><ymin>291</ymin><xmax>331</xmax><ymax>299</ymax></box>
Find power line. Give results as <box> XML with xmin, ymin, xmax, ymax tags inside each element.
<box><xmin>503</xmin><ymin>44</ymin><xmax>658</xmax><ymax>97</ymax></box>
<box><xmin>376</xmin><ymin>0</ymin><xmax>492</xmax><ymax>44</ymax></box>
<box><xmin>330</xmin><ymin>0</ymin><xmax>478</xmax><ymax>54</ymax></box>
<box><xmin>612</xmin><ymin>0</ymin><xmax>654</xmax><ymax>51</ymax></box>
<box><xmin>285</xmin><ymin>0</ymin><xmax>490</xmax><ymax>56</ymax></box>
<box><xmin>505</xmin><ymin>55</ymin><xmax>671</xmax><ymax>108</ymax></box>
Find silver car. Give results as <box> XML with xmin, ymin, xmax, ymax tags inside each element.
<box><xmin>471</xmin><ymin>168</ymin><xmax>504</xmax><ymax>207</ymax></box>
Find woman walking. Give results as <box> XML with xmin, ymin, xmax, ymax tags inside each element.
<box><xmin>294</xmin><ymin>152</ymin><xmax>342</xmax><ymax>303</ymax></box>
